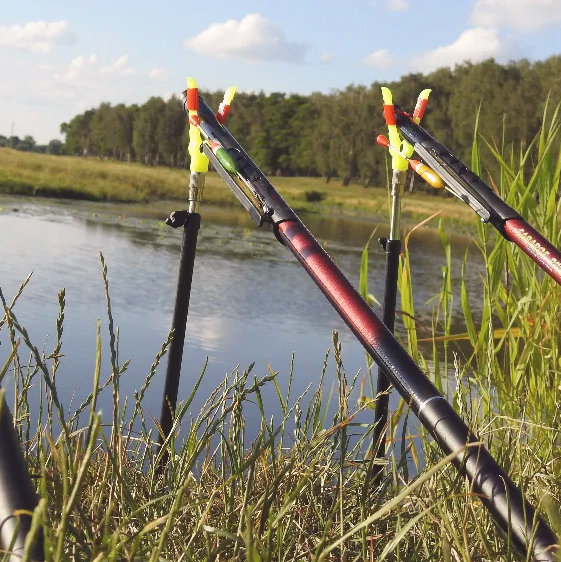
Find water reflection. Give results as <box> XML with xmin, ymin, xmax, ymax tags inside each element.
<box><xmin>0</xmin><ymin>198</ymin><xmax>484</xmax><ymax>458</ymax></box>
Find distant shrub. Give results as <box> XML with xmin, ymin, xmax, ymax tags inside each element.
<box><xmin>304</xmin><ymin>190</ymin><xmax>326</xmax><ymax>203</ymax></box>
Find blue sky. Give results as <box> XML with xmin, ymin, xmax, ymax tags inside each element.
<box><xmin>2</xmin><ymin>0</ymin><xmax>561</xmax><ymax>142</ymax></box>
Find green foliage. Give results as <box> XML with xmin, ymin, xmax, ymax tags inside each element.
<box><xmin>46</xmin><ymin>139</ymin><xmax>63</xmax><ymax>155</ymax></box>
<box><xmin>464</xmin><ymin>99</ymin><xmax>561</xmax><ymax>425</ymax></box>
<box><xmin>157</xmin><ymin>97</ymin><xmax>185</xmax><ymax>166</ymax></box>
<box><xmin>4</xmin><ymin>55</ymin><xmax>560</xmax><ymax>184</ymax></box>
<box><xmin>132</xmin><ymin>97</ymin><xmax>167</xmax><ymax>165</ymax></box>
<box><xmin>60</xmin><ymin>109</ymin><xmax>95</xmax><ymax>156</ymax></box>
<box><xmin>0</xmin><ymin>134</ymin><xmax>53</xmax><ymax>153</ymax></box>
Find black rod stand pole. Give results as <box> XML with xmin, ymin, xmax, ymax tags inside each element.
<box><xmin>157</xmin><ymin>209</ymin><xmax>201</xmax><ymax>471</ymax></box>
<box><xmin>372</xmin><ymin>169</ymin><xmax>406</xmax><ymax>483</ymax></box>
<box><xmin>372</xmin><ymin>237</ymin><xmax>401</xmax><ymax>453</ymax></box>
<box><xmin>0</xmin><ymin>393</ymin><xmax>43</xmax><ymax>561</ymax></box>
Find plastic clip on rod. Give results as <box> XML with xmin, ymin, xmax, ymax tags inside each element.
<box><xmin>216</xmin><ymin>86</ymin><xmax>238</xmax><ymax>124</ymax></box>
<box><xmin>189</xmin><ymin>86</ymin><xmax>559</xmax><ymax>561</ymax></box>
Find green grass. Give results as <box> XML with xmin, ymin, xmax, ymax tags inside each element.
<box><xmin>1</xmin><ymin>246</ymin><xmax>559</xmax><ymax>561</ymax></box>
<box><xmin>0</xmin><ymin>148</ymin><xmax>476</xmax><ymax>225</ymax></box>
<box><xmin>1</xmin><ymin>108</ymin><xmax>561</xmax><ymax>560</ymax></box>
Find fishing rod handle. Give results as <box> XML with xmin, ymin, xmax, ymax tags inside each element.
<box><xmin>278</xmin><ymin>219</ymin><xmax>559</xmax><ymax>561</ymax></box>
<box><xmin>504</xmin><ymin>219</ymin><xmax>561</xmax><ymax>285</ymax></box>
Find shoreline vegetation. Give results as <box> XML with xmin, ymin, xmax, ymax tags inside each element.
<box><xmin>0</xmin><ymin>148</ymin><xmax>478</xmax><ymax>229</ymax></box>
<box><xmin>6</xmin><ymin>58</ymin><xmax>560</xmax><ymax>192</ymax></box>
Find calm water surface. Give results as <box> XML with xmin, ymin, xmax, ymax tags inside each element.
<box><xmin>0</xmin><ymin>197</ymin><xmax>484</xmax><ymax>444</ymax></box>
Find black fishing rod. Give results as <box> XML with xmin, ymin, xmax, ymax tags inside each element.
<box><xmin>393</xmin><ymin>106</ymin><xmax>561</xmax><ymax>286</ymax></box>
<box><xmin>179</xmin><ymin>84</ymin><xmax>559</xmax><ymax>561</ymax></box>
<box><xmin>0</xmin><ymin>392</ymin><xmax>43</xmax><ymax>561</ymax></box>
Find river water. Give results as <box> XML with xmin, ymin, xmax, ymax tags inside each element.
<box><xmin>0</xmin><ymin>196</ymin><xmax>484</xmax><ymax>447</ymax></box>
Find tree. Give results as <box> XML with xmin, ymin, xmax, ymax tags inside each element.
<box><xmin>132</xmin><ymin>97</ymin><xmax>166</xmax><ymax>165</ymax></box>
<box><xmin>61</xmin><ymin>110</ymin><xmax>95</xmax><ymax>156</ymax></box>
<box><xmin>157</xmin><ymin>97</ymin><xmax>185</xmax><ymax>166</ymax></box>
<box><xmin>113</xmin><ymin>104</ymin><xmax>135</xmax><ymax>161</ymax></box>
<box><xmin>47</xmin><ymin>139</ymin><xmax>63</xmax><ymax>155</ymax></box>
<box><xmin>18</xmin><ymin>135</ymin><xmax>36</xmax><ymax>152</ymax></box>
<box><xmin>90</xmin><ymin>103</ymin><xmax>115</xmax><ymax>157</ymax></box>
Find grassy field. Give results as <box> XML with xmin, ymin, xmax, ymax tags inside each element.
<box><xmin>0</xmin><ymin>148</ymin><xmax>475</xmax><ymax>225</ymax></box>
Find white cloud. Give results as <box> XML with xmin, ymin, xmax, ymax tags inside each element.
<box><xmin>100</xmin><ymin>54</ymin><xmax>137</xmax><ymax>76</ymax></box>
<box><xmin>320</xmin><ymin>52</ymin><xmax>334</xmax><ymax>64</ymax></box>
<box><xmin>185</xmin><ymin>13</ymin><xmax>308</xmax><ymax>64</ymax></box>
<box><xmin>53</xmin><ymin>54</ymin><xmax>97</xmax><ymax>88</ymax></box>
<box><xmin>0</xmin><ymin>52</ymin><xmax>162</xmax><ymax>143</ymax></box>
<box><xmin>363</xmin><ymin>49</ymin><xmax>393</xmax><ymax>69</ymax></box>
<box><xmin>0</xmin><ymin>20</ymin><xmax>75</xmax><ymax>53</ymax></box>
<box><xmin>411</xmin><ymin>27</ymin><xmax>506</xmax><ymax>73</ymax></box>
<box><xmin>385</xmin><ymin>0</ymin><xmax>409</xmax><ymax>11</ymax></box>
<box><xmin>23</xmin><ymin>52</ymin><xmax>139</xmax><ymax>101</ymax></box>
<box><xmin>68</xmin><ymin>56</ymin><xmax>84</xmax><ymax>70</ymax></box>
<box><xmin>148</xmin><ymin>67</ymin><xmax>169</xmax><ymax>81</ymax></box>
<box><xmin>472</xmin><ymin>0</ymin><xmax>561</xmax><ymax>32</ymax></box>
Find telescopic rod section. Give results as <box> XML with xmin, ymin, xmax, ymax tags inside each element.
<box><xmin>0</xmin><ymin>395</ymin><xmax>43</xmax><ymax>561</ymax></box>
<box><xmin>371</xmin><ymin>234</ymin><xmax>400</xmax><ymax>480</ymax></box>
<box><xmin>191</xmin><ymin>92</ymin><xmax>559</xmax><ymax>561</ymax></box>
<box><xmin>277</xmin><ymin>220</ymin><xmax>559</xmax><ymax>562</ymax></box>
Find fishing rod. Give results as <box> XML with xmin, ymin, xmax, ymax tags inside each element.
<box><xmin>157</xmin><ymin>80</ymin><xmax>237</xmax><ymax>473</ymax></box>
<box><xmin>178</xmin><ymin>81</ymin><xmax>559</xmax><ymax>561</ymax></box>
<box><xmin>0</xmin><ymin>392</ymin><xmax>43</xmax><ymax>561</ymax></box>
<box><xmin>393</xmin><ymin>106</ymin><xmax>561</xmax><ymax>286</ymax></box>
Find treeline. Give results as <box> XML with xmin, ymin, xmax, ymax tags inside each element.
<box><xmin>7</xmin><ymin>56</ymin><xmax>561</xmax><ymax>187</ymax></box>
<box><xmin>0</xmin><ymin>135</ymin><xmax>63</xmax><ymax>155</ymax></box>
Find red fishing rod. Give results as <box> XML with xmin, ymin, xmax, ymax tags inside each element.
<box><xmin>394</xmin><ymin>107</ymin><xmax>561</xmax><ymax>285</ymax></box>
<box><xmin>179</xmin><ymin>88</ymin><xmax>559</xmax><ymax>561</ymax></box>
